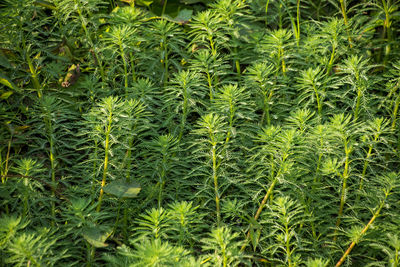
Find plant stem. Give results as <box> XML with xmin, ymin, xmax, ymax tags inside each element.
<box><xmin>312</xmin><ymin>83</ymin><xmax>322</xmax><ymax>116</ymax></box>
<box><xmin>286</xmin><ymin>227</ymin><xmax>293</xmax><ymax>267</ymax></box>
<box><xmin>381</xmin><ymin>0</ymin><xmax>392</xmax><ymax>65</ymax></box>
<box><xmin>49</xmin><ymin>137</ymin><xmax>56</xmax><ymax>223</ymax></box>
<box><xmin>223</xmin><ymin>243</ymin><xmax>227</xmax><ymax>267</ymax></box>
<box><xmin>178</xmin><ymin>80</ymin><xmax>188</xmax><ymax>141</ymax></box>
<box><xmin>161</xmin><ymin>0</ymin><xmax>168</xmax><ymax>16</ymax></box>
<box><xmin>122</xmin><ymin>121</ymin><xmax>138</xmax><ymax>182</ymax></box>
<box><xmin>157</xmin><ymin>151</ymin><xmax>167</xmax><ymax>208</ymax></box>
<box><xmin>123</xmin><ymin>202</ymin><xmax>129</xmax><ymax>242</ymax></box>
<box><xmin>265</xmin><ymin>0</ymin><xmax>270</xmax><ymax>25</ymax></box>
<box><xmin>119</xmin><ymin>43</ymin><xmax>128</xmax><ymax>92</ymax></box>
<box><xmin>1</xmin><ymin>136</ymin><xmax>12</xmax><ymax>184</ymax></box>
<box><xmin>209</xmin><ymin>36</ymin><xmax>216</xmax><ymax>56</ymax></box>
<box><xmin>359</xmin><ymin>135</ymin><xmax>378</xmax><ymax>191</ymax></box>
<box><xmin>96</xmin><ymin>109</ymin><xmax>113</xmax><ymax>212</ymax></box>
<box><xmin>262</xmin><ymin>90</ymin><xmax>273</xmax><ymax>126</ymax></box>
<box><xmin>86</xmin><ymin>243</ymin><xmax>94</xmax><ymax>267</ymax></box>
<box><xmin>130</xmin><ymin>52</ymin><xmax>137</xmax><ymax>83</ymax></box>
<box><xmin>212</xmin><ymin>143</ymin><xmax>221</xmax><ymax>226</ymax></box>
<box><xmin>278</xmin><ymin>2</ymin><xmax>283</xmax><ymax>30</ymax></box>
<box><xmin>224</xmin><ymin>98</ymin><xmax>234</xmax><ymax>144</ymax></box>
<box><xmin>354</xmin><ymin>87</ymin><xmax>362</xmax><ymax>121</ymax></box>
<box><xmin>333</xmin><ymin>139</ymin><xmax>351</xmax><ymax>241</ymax></box>
<box><xmin>234</xmin><ymin>47</ymin><xmax>241</xmax><ymax>77</ymax></box>
<box><xmin>296</xmin><ymin>0</ymin><xmax>301</xmax><ymax>46</ymax></box>
<box><xmin>327</xmin><ymin>45</ymin><xmax>336</xmax><ymax>75</ymax></box>
<box><xmin>241</xmin><ymin>169</ymin><xmax>278</xmax><ymax>251</ymax></box>
<box><xmin>335</xmin><ymin>190</ymin><xmax>391</xmax><ymax>267</ymax></box>
<box><xmin>207</xmin><ymin>70</ymin><xmax>213</xmax><ymax>100</ymax></box>
<box><xmin>339</xmin><ymin>0</ymin><xmax>352</xmax><ymax>47</ymax></box>
<box><xmin>90</xmin><ymin>140</ymin><xmax>98</xmax><ymax>194</ymax></box>
<box><xmin>280</xmin><ymin>46</ymin><xmax>287</xmax><ymax>74</ymax></box>
<box><xmin>75</xmin><ymin>0</ymin><xmax>105</xmax><ymax>83</ymax></box>
<box><xmin>339</xmin><ymin>0</ymin><xmax>348</xmax><ymax>25</ymax></box>
<box><xmin>23</xmin><ymin>40</ymin><xmax>42</xmax><ymax>98</ymax></box>
<box><xmin>42</xmin><ymin>102</ymin><xmax>57</xmax><ymax>224</ymax></box>
<box><xmin>392</xmin><ymin>95</ymin><xmax>400</xmax><ymax>130</ymax></box>
<box><xmin>162</xmin><ymin>37</ymin><xmax>169</xmax><ymax>87</ymax></box>
<box><xmin>112</xmin><ymin>199</ymin><xmax>122</xmax><ymax>234</ymax></box>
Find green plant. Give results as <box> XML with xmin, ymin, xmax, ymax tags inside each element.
<box><xmin>245</xmin><ymin>62</ymin><xmax>275</xmax><ymax>126</ymax></box>
<box><xmin>322</xmin><ymin>113</ymin><xmax>359</xmax><ymax>240</ymax></box>
<box><xmin>261</xmin><ymin>196</ymin><xmax>305</xmax><ymax>266</ymax></box>
<box><xmin>201</xmin><ymin>226</ymin><xmax>245</xmax><ymax>267</ymax></box>
<box><xmin>102</xmin><ymin>25</ymin><xmax>137</xmax><ymax>91</ymax></box>
<box><xmin>189</xmin><ymin>50</ymin><xmax>231</xmax><ymax>100</ymax></box>
<box><xmin>335</xmin><ymin>172</ymin><xmax>399</xmax><ymax>266</ymax></box>
<box><xmin>2</xmin><ymin>1</ymin><xmax>400</xmax><ymax>266</ymax></box>
<box><xmin>192</xmin><ymin>113</ymin><xmax>227</xmax><ymax>226</ymax></box>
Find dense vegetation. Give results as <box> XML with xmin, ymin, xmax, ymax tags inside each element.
<box><xmin>1</xmin><ymin>0</ymin><xmax>400</xmax><ymax>266</ymax></box>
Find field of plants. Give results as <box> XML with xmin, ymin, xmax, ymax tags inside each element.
<box><xmin>1</xmin><ymin>0</ymin><xmax>400</xmax><ymax>266</ymax></box>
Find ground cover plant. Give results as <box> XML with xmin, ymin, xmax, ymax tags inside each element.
<box><xmin>1</xmin><ymin>0</ymin><xmax>400</xmax><ymax>266</ymax></box>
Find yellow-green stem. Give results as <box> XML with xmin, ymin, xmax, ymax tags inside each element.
<box><xmin>296</xmin><ymin>0</ymin><xmax>301</xmax><ymax>46</ymax></box>
<box><xmin>49</xmin><ymin>139</ymin><xmax>56</xmax><ymax>223</ymax></box>
<box><xmin>178</xmin><ymin>81</ymin><xmax>188</xmax><ymax>141</ymax></box>
<box><xmin>162</xmin><ymin>39</ymin><xmax>169</xmax><ymax>86</ymax></box>
<box><xmin>280</xmin><ymin>47</ymin><xmax>287</xmax><ymax>74</ymax></box>
<box><xmin>339</xmin><ymin>0</ymin><xmax>352</xmax><ymax>47</ymax></box>
<box><xmin>43</xmin><ymin>106</ymin><xmax>57</xmax><ymax>224</ymax></box>
<box><xmin>265</xmin><ymin>0</ymin><xmax>270</xmax><ymax>25</ymax></box>
<box><xmin>1</xmin><ymin>136</ymin><xmax>12</xmax><ymax>184</ymax></box>
<box><xmin>261</xmin><ymin>91</ymin><xmax>273</xmax><ymax>126</ymax></box>
<box><xmin>327</xmin><ymin>45</ymin><xmax>336</xmax><ymax>75</ymax></box>
<box><xmin>207</xmin><ymin>71</ymin><xmax>213</xmax><ymax>100</ymax></box>
<box><xmin>97</xmin><ymin>111</ymin><xmax>113</xmax><ymax>212</ymax></box>
<box><xmin>161</xmin><ymin>0</ymin><xmax>168</xmax><ymax>16</ymax></box>
<box><xmin>241</xmin><ymin>175</ymin><xmax>278</xmax><ymax>251</ymax></box>
<box><xmin>25</xmin><ymin>47</ymin><xmax>42</xmax><ymax>98</ymax></box>
<box><xmin>359</xmin><ymin>134</ymin><xmax>379</xmax><ymax>191</ymax></box>
<box><xmin>286</xmin><ymin>222</ymin><xmax>293</xmax><ymax>267</ymax></box>
<box><xmin>90</xmin><ymin>141</ymin><xmax>98</xmax><ymax>194</ymax></box>
<box><xmin>335</xmin><ymin>191</ymin><xmax>390</xmax><ymax>267</ymax></box>
<box><xmin>212</xmin><ymin>144</ymin><xmax>221</xmax><ymax>226</ymax></box>
<box><xmin>119</xmin><ymin>44</ymin><xmax>128</xmax><ymax>91</ymax></box>
<box><xmin>354</xmin><ymin>89</ymin><xmax>362</xmax><ymax>120</ymax></box>
<box><xmin>223</xmin><ymin>245</ymin><xmax>227</xmax><ymax>267</ymax></box>
<box><xmin>209</xmin><ymin>36</ymin><xmax>216</xmax><ymax>56</ymax></box>
<box><xmin>381</xmin><ymin>0</ymin><xmax>392</xmax><ymax>65</ymax></box>
<box><xmin>392</xmin><ymin>96</ymin><xmax>400</xmax><ymax>130</ymax></box>
<box><xmin>224</xmin><ymin>99</ymin><xmax>234</xmax><ymax>144</ymax></box>
<box><xmin>312</xmin><ymin>83</ymin><xmax>322</xmax><ymax>116</ymax></box>
<box><xmin>234</xmin><ymin>47</ymin><xmax>241</xmax><ymax>76</ymax></box>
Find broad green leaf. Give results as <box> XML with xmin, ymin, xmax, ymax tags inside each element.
<box><xmin>82</xmin><ymin>227</ymin><xmax>112</xmax><ymax>248</ymax></box>
<box><xmin>180</xmin><ymin>0</ymin><xmax>210</xmax><ymax>4</ymax></box>
<box><xmin>0</xmin><ymin>91</ymin><xmax>13</xmax><ymax>99</ymax></box>
<box><xmin>161</xmin><ymin>9</ymin><xmax>192</xmax><ymax>25</ymax></box>
<box><xmin>0</xmin><ymin>74</ymin><xmax>17</xmax><ymax>91</ymax></box>
<box><xmin>34</xmin><ymin>0</ymin><xmax>56</xmax><ymax>9</ymax></box>
<box><xmin>173</xmin><ymin>9</ymin><xmax>192</xmax><ymax>24</ymax></box>
<box><xmin>135</xmin><ymin>0</ymin><xmax>154</xmax><ymax>7</ymax></box>
<box><xmin>103</xmin><ymin>180</ymin><xmax>141</xmax><ymax>198</ymax></box>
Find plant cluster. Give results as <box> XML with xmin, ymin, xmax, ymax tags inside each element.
<box><xmin>1</xmin><ymin>0</ymin><xmax>400</xmax><ymax>266</ymax></box>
